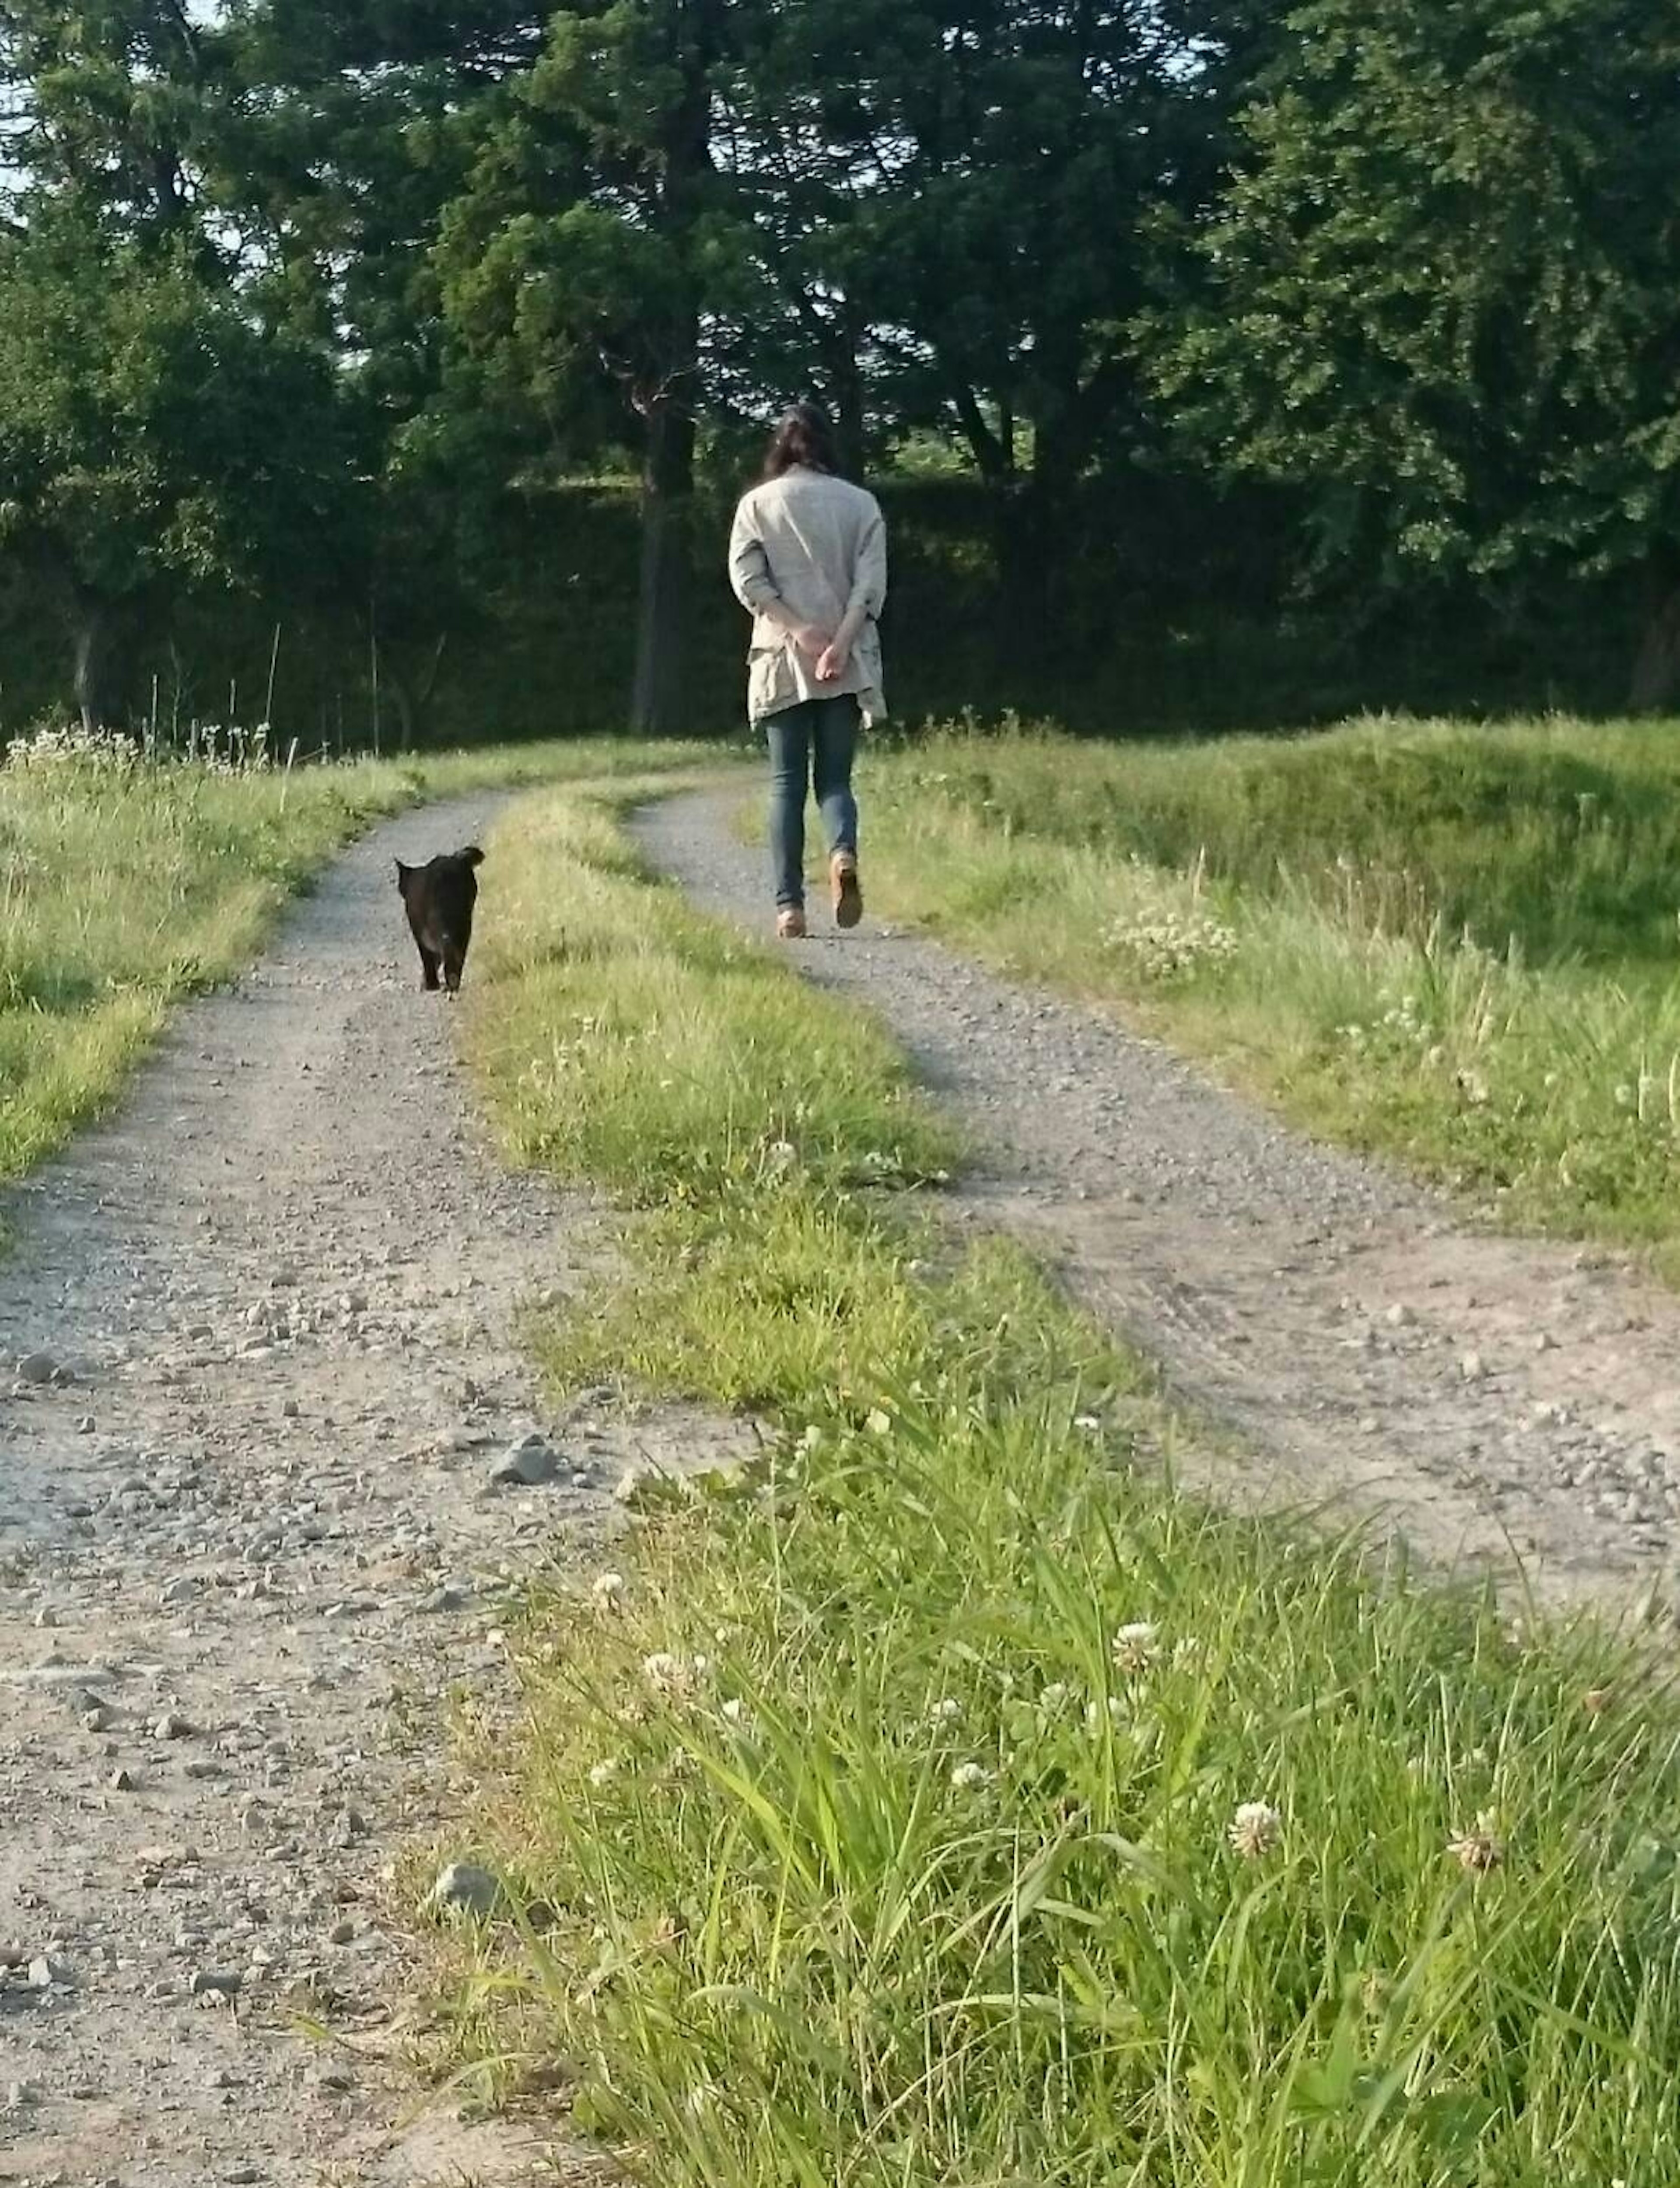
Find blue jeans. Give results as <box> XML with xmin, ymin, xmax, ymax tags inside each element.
<box><xmin>766</xmin><ymin>695</ymin><xmax>859</xmax><ymax>910</ymax></box>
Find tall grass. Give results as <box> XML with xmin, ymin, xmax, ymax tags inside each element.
<box><xmin>433</xmin><ymin>780</ymin><xmax>1680</xmax><ymax>2188</ymax></box>
<box><xmin>0</xmin><ymin>732</ymin><xmax>708</xmax><ymax>1188</ymax></box>
<box><xmin>861</xmin><ymin>715</ymin><xmax>1680</xmax><ymax>1274</ymax></box>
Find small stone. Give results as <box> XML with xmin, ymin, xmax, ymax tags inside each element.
<box><xmin>1384</xmin><ymin>1304</ymin><xmax>1414</xmax><ymax>1329</ymax></box>
<box><xmin>189</xmin><ymin>1968</ymin><xmax>243</xmax><ymax>1999</ymax></box>
<box><xmin>1533</xmin><ymin>1331</ymin><xmax>1558</xmax><ymax>1353</ymax></box>
<box><xmin>490</xmin><ymin>1440</ymin><xmax>556</xmax><ymax>1488</ymax></box>
<box><xmin>426</xmin><ymin>1861</ymin><xmax>502</xmax><ymax>1921</ymax></box>
<box><xmin>27</xmin><ymin>1953</ymin><xmax>75</xmax><ymax>1989</ymax></box>
<box><xmin>152</xmin><ymin>1712</ymin><xmax>195</xmax><ymax>1740</ymax></box>
<box><xmin>328</xmin><ymin>1918</ymin><xmax>355</xmax><ymax>1945</ymax></box>
<box><xmin>17</xmin><ymin>1351</ymin><xmax>56</xmax><ymax>1385</ymax></box>
<box><xmin>108</xmin><ymin>1768</ymin><xmax>137</xmax><ymax>1792</ymax></box>
<box><xmin>334</xmin><ymin>1806</ymin><xmax>368</xmax><ymax>1846</ymax></box>
<box><xmin>1459</xmin><ymin>1351</ymin><xmax>1486</xmax><ymax>1383</ymax></box>
<box><xmin>5</xmin><ymin>2079</ymin><xmax>40</xmax><ymax>2109</ymax></box>
<box><xmin>281</xmin><ymin>1399</ymin><xmax>300</xmax><ymax>1420</ymax></box>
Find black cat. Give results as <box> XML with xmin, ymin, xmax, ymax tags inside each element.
<box><xmin>394</xmin><ymin>846</ymin><xmax>485</xmax><ymax>996</ymax></box>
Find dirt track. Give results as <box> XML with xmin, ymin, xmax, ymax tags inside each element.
<box><xmin>637</xmin><ymin>783</ymin><xmax>1680</xmax><ymax>1618</ymax></box>
<box><xmin>10</xmin><ymin>774</ymin><xmax>1680</xmax><ymax>2186</ymax></box>
<box><xmin>0</xmin><ymin>795</ymin><xmax>726</xmax><ymax>2188</ymax></box>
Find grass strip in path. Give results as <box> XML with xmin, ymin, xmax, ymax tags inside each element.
<box><xmin>434</xmin><ymin>778</ymin><xmax>1680</xmax><ymax>2188</ymax></box>
<box><xmin>0</xmin><ymin>734</ymin><xmax>704</xmax><ymax>1191</ymax></box>
<box><xmin>845</xmin><ymin>715</ymin><xmax>1680</xmax><ymax>1281</ymax></box>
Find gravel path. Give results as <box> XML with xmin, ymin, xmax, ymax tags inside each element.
<box><xmin>637</xmin><ymin>784</ymin><xmax>1680</xmax><ymax>1617</ymax></box>
<box><xmin>0</xmin><ymin>796</ymin><xmax>724</xmax><ymax>2188</ymax></box>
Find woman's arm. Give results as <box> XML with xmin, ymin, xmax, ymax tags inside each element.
<box><xmin>816</xmin><ymin>502</ymin><xmax>887</xmax><ymax>682</ymax></box>
<box><xmin>729</xmin><ymin>502</ymin><xmax>831</xmax><ymax>657</ymax></box>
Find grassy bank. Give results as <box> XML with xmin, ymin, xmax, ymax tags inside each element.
<box><xmin>858</xmin><ymin>714</ymin><xmax>1680</xmax><ymax>1277</ymax></box>
<box><xmin>435</xmin><ymin>779</ymin><xmax>1680</xmax><ymax>2188</ymax></box>
<box><xmin>0</xmin><ymin>729</ymin><xmax>705</xmax><ymax>1189</ymax></box>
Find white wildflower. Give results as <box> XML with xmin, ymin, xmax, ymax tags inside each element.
<box><xmin>1447</xmin><ymin>1810</ymin><xmax>1505</xmax><ymax>1875</ymax></box>
<box><xmin>1038</xmin><ymin>1681</ymin><xmax>1072</xmax><ymax>1715</ymax></box>
<box><xmin>1227</xmin><ymin>1800</ymin><xmax>1282</xmax><ymax>1859</ymax></box>
<box><xmin>591</xmin><ymin>1571</ymin><xmax>627</xmax><ymax>1606</ymax></box>
<box><xmin>1111</xmin><ymin>1621</ymin><xmax>1160</xmax><ymax>1674</ymax></box>
<box><xmin>587</xmin><ymin>1758</ymin><xmax>620</xmax><ymax>1789</ymax></box>
<box><xmin>642</xmin><ymin>1651</ymin><xmax>686</xmax><ymax>1694</ymax></box>
<box><xmin>720</xmin><ymin>1698</ymin><xmax>748</xmax><ymax>1726</ymax></box>
<box><xmin>766</xmin><ymin>1139</ymin><xmax>797</xmax><ymax>1168</ymax></box>
<box><xmin>949</xmin><ymin>1761</ymin><xmax>991</xmax><ymax>1792</ymax></box>
<box><xmin>866</xmin><ymin>1407</ymin><xmax>892</xmax><ymax>1436</ymax></box>
<box><xmin>1086</xmin><ymin>1695</ymin><xmax>1127</xmax><ymax>1732</ymax></box>
<box><xmin>929</xmin><ymin>1696</ymin><xmax>962</xmax><ymax>1725</ymax></box>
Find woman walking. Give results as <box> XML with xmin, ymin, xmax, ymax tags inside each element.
<box><xmin>728</xmin><ymin>402</ymin><xmax>888</xmax><ymax>940</ymax></box>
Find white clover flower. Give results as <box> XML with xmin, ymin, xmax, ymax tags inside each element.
<box><xmin>1227</xmin><ymin>1800</ymin><xmax>1282</xmax><ymax>1859</ymax></box>
<box><xmin>720</xmin><ymin>1698</ymin><xmax>749</xmax><ymax>1726</ymax></box>
<box><xmin>1111</xmin><ymin>1621</ymin><xmax>1160</xmax><ymax>1674</ymax></box>
<box><xmin>587</xmin><ymin>1757</ymin><xmax>620</xmax><ymax>1789</ymax></box>
<box><xmin>766</xmin><ymin>1139</ymin><xmax>797</xmax><ymax>1168</ymax></box>
<box><xmin>1086</xmin><ymin>1695</ymin><xmax>1127</xmax><ymax>1732</ymax></box>
<box><xmin>591</xmin><ymin>1571</ymin><xmax>627</xmax><ymax>1605</ymax></box>
<box><xmin>1074</xmin><ymin>1413</ymin><xmax>1102</xmax><ymax>1432</ymax></box>
<box><xmin>1614</xmin><ymin>1082</ymin><xmax>1636</xmax><ymax>1110</ymax></box>
<box><xmin>1447</xmin><ymin>1810</ymin><xmax>1505</xmax><ymax>1875</ymax></box>
<box><xmin>929</xmin><ymin>1696</ymin><xmax>962</xmax><ymax>1725</ymax></box>
<box><xmin>949</xmin><ymin>1761</ymin><xmax>991</xmax><ymax>1792</ymax></box>
<box><xmin>642</xmin><ymin>1651</ymin><xmax>686</xmax><ymax>1694</ymax></box>
<box><xmin>866</xmin><ymin>1407</ymin><xmax>893</xmax><ymax>1436</ymax></box>
<box><xmin>1038</xmin><ymin>1680</ymin><xmax>1072</xmax><ymax>1715</ymax></box>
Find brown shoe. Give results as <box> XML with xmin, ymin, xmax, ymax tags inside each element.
<box><xmin>831</xmin><ymin>852</ymin><xmax>863</xmax><ymax>930</ymax></box>
<box><xmin>776</xmin><ymin>906</ymin><xmax>807</xmax><ymax>940</ymax></box>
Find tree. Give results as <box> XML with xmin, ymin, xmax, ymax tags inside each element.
<box><xmin>436</xmin><ymin>0</ymin><xmax>751</xmax><ymax>738</ymax></box>
<box><xmin>1145</xmin><ymin>0</ymin><xmax>1680</xmax><ymax>701</ymax></box>
<box><xmin>0</xmin><ymin>214</ymin><xmax>351</xmax><ymax>727</ymax></box>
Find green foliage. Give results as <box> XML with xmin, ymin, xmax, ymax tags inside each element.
<box><xmin>1148</xmin><ymin>0</ymin><xmax>1680</xmax><ymax>599</ymax></box>
<box><xmin>0</xmin><ymin>215</ymin><xmax>347</xmax><ymax>601</ymax></box>
<box><xmin>863</xmin><ymin>717</ymin><xmax>1680</xmax><ymax>1271</ymax></box>
<box><xmin>439</xmin><ymin>778</ymin><xmax>1680</xmax><ymax>2187</ymax></box>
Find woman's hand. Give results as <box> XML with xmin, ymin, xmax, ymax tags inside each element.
<box><xmin>815</xmin><ymin>639</ymin><xmax>850</xmax><ymax>683</ymax></box>
<box><xmin>791</xmin><ymin>621</ymin><xmax>833</xmax><ymax>660</ymax></box>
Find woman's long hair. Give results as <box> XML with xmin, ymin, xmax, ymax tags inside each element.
<box><xmin>762</xmin><ymin>400</ymin><xmax>841</xmax><ymax>480</ymax></box>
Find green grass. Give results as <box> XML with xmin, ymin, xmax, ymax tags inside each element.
<box><xmin>431</xmin><ymin>777</ymin><xmax>1680</xmax><ymax>2188</ymax></box>
<box><xmin>855</xmin><ymin>713</ymin><xmax>1680</xmax><ymax>1278</ymax></box>
<box><xmin>0</xmin><ymin>731</ymin><xmax>706</xmax><ymax>1188</ymax></box>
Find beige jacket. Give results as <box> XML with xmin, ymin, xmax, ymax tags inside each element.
<box><xmin>728</xmin><ymin>467</ymin><xmax>888</xmax><ymax>723</ymax></box>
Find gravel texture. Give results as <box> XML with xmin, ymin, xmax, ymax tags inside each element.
<box><xmin>0</xmin><ymin>795</ymin><xmax>728</xmax><ymax>2188</ymax></box>
<box><xmin>636</xmin><ymin>783</ymin><xmax>1680</xmax><ymax>1617</ymax></box>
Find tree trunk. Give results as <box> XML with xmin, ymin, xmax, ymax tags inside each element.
<box><xmin>630</xmin><ymin>396</ymin><xmax>696</xmax><ymax>739</ymax></box>
<box><xmin>1630</xmin><ymin>580</ymin><xmax>1680</xmax><ymax>711</ymax></box>
<box><xmin>71</xmin><ymin>595</ymin><xmax>126</xmax><ymax>733</ymax></box>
